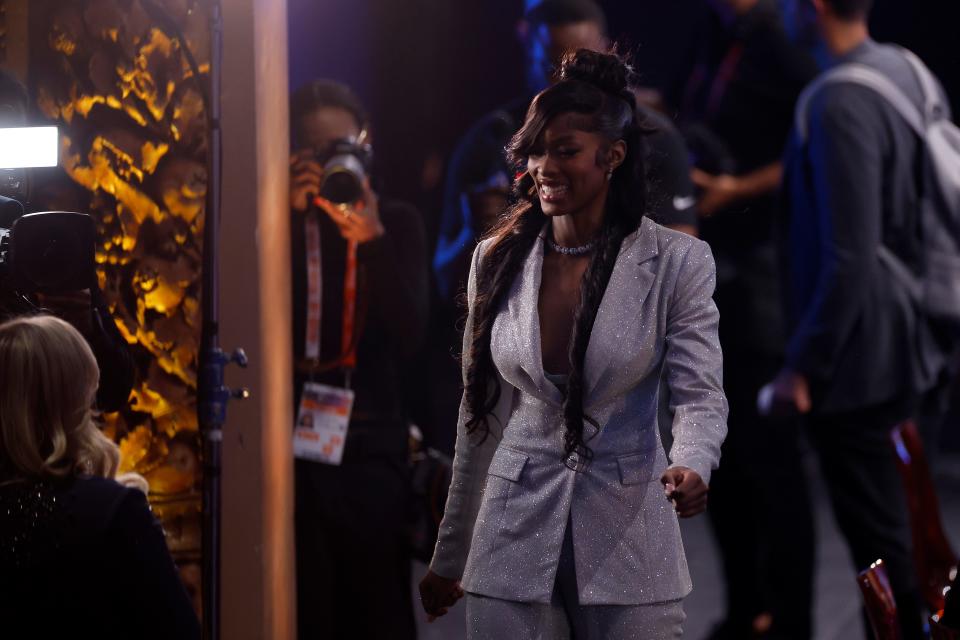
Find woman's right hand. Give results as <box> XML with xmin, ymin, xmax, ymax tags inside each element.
<box><xmin>418</xmin><ymin>570</ymin><xmax>464</xmax><ymax>621</ymax></box>
<box><xmin>290</xmin><ymin>150</ymin><xmax>325</xmax><ymax>212</ymax></box>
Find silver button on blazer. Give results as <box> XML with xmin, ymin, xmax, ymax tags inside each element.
<box><xmin>430</xmin><ymin>217</ymin><xmax>728</xmax><ymax>606</ymax></box>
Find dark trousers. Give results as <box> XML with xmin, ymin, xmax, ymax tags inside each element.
<box><xmin>294</xmin><ymin>456</ymin><xmax>416</xmax><ymax>640</ymax></box>
<box><xmin>805</xmin><ymin>402</ymin><xmax>926</xmax><ymax>640</ymax></box>
<box><xmin>708</xmin><ymin>348</ymin><xmax>815</xmax><ymax>639</ymax></box>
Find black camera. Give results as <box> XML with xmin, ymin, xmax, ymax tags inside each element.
<box><xmin>0</xmin><ymin>211</ymin><xmax>97</xmax><ymax>294</ymax></box>
<box><xmin>317</xmin><ymin>137</ymin><xmax>373</xmax><ymax>204</ymax></box>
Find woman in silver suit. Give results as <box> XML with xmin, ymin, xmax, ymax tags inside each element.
<box><xmin>420</xmin><ymin>49</ymin><xmax>728</xmax><ymax>639</ymax></box>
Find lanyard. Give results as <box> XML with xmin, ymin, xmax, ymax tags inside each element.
<box><xmin>305</xmin><ymin>211</ymin><xmax>323</xmax><ymax>360</ymax></box>
<box><xmin>303</xmin><ymin>212</ymin><xmax>359</xmax><ymax>385</ymax></box>
<box><xmin>340</xmin><ymin>238</ymin><xmax>359</xmax><ymax>371</ymax></box>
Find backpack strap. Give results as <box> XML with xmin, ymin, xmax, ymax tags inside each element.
<box><xmin>895</xmin><ymin>46</ymin><xmax>946</xmax><ymax>123</ymax></box>
<box><xmin>794</xmin><ymin>62</ymin><xmax>925</xmax><ymax>144</ymax></box>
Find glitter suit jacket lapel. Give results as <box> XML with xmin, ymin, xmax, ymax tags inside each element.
<box><xmin>505</xmin><ymin>219</ymin><xmax>659</xmax><ymax>410</ymax></box>
<box><xmin>582</xmin><ymin>218</ymin><xmax>659</xmax><ymax>407</ymax></box>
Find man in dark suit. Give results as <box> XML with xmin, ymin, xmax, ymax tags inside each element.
<box><xmin>768</xmin><ymin>0</ymin><xmax>954</xmax><ymax>636</ymax></box>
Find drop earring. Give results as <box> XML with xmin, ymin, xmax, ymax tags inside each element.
<box><xmin>606</xmin><ymin>169</ymin><xmax>613</xmax><ymax>181</ymax></box>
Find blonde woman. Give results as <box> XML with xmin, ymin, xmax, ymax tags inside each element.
<box><xmin>0</xmin><ymin>315</ymin><xmax>198</xmax><ymax>639</ymax></box>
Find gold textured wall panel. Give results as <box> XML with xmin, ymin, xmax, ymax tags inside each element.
<box><xmin>23</xmin><ymin>0</ymin><xmax>209</xmax><ymax>610</ymax></box>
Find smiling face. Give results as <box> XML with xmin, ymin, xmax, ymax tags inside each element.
<box><xmin>526</xmin><ymin>113</ymin><xmax>623</xmax><ymax>219</ymax></box>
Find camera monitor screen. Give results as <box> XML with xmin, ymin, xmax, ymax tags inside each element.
<box><xmin>0</xmin><ymin>126</ymin><xmax>58</xmax><ymax>169</ymax></box>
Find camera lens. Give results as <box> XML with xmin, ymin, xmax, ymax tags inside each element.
<box><xmin>320</xmin><ymin>152</ymin><xmax>366</xmax><ymax>204</ymax></box>
<box><xmin>320</xmin><ymin>167</ymin><xmax>364</xmax><ymax>204</ymax></box>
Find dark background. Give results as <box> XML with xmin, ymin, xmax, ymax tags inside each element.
<box><xmin>287</xmin><ymin>0</ymin><xmax>960</xmax><ymax>240</ymax></box>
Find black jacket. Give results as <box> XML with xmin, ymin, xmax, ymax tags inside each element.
<box><xmin>290</xmin><ymin>200</ymin><xmax>429</xmax><ymax>461</ymax></box>
<box><xmin>0</xmin><ymin>476</ymin><xmax>199</xmax><ymax>639</ymax></box>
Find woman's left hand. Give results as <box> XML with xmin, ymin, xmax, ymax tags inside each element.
<box><xmin>314</xmin><ymin>179</ymin><xmax>385</xmax><ymax>244</ymax></box>
<box><xmin>660</xmin><ymin>467</ymin><xmax>709</xmax><ymax>518</ymax></box>
<box><xmin>419</xmin><ymin>570</ymin><xmax>464</xmax><ymax>621</ymax></box>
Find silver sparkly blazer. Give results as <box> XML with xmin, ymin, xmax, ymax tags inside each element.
<box><xmin>430</xmin><ymin>217</ymin><xmax>728</xmax><ymax>606</ymax></box>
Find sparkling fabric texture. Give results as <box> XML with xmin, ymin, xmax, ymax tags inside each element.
<box><xmin>0</xmin><ymin>480</ymin><xmax>63</xmax><ymax>571</ymax></box>
<box><xmin>430</xmin><ymin>217</ymin><xmax>728</xmax><ymax>607</ymax></box>
<box><xmin>466</xmin><ymin>594</ymin><xmax>685</xmax><ymax>639</ymax></box>
<box><xmin>464</xmin><ymin>515</ymin><xmax>686</xmax><ymax>639</ymax></box>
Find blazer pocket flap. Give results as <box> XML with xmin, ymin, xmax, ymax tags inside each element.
<box><xmin>617</xmin><ymin>450</ymin><xmax>658</xmax><ymax>486</ymax></box>
<box><xmin>488</xmin><ymin>447</ymin><xmax>529</xmax><ymax>482</ymax></box>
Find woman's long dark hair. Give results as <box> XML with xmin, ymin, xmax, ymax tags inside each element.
<box><xmin>464</xmin><ymin>49</ymin><xmax>647</xmax><ymax>466</ymax></box>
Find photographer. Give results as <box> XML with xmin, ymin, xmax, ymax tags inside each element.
<box><xmin>0</xmin><ymin>69</ymin><xmax>134</xmax><ymax>412</ymax></box>
<box><xmin>289</xmin><ymin>80</ymin><xmax>428</xmax><ymax>639</ymax></box>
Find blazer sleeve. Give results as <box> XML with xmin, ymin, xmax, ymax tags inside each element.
<box><xmin>783</xmin><ymin>88</ymin><xmax>884</xmax><ymax>379</ymax></box>
<box><xmin>106</xmin><ymin>488</ymin><xmax>200</xmax><ymax>638</ymax></box>
<box><xmin>429</xmin><ymin>239</ymin><xmax>513</xmax><ymax>580</ymax></box>
<box><xmin>663</xmin><ymin>240</ymin><xmax>728</xmax><ymax>486</ymax></box>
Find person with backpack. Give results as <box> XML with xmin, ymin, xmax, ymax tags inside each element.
<box><xmin>763</xmin><ymin>0</ymin><xmax>957</xmax><ymax>637</ymax></box>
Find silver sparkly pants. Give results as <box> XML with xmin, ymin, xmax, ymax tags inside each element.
<box><xmin>464</xmin><ymin>518</ymin><xmax>685</xmax><ymax>639</ymax></box>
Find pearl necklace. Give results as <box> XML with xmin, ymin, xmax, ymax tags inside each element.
<box><xmin>545</xmin><ymin>237</ymin><xmax>596</xmax><ymax>256</ymax></box>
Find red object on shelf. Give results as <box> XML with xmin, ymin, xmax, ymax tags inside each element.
<box><xmin>858</xmin><ymin>560</ymin><xmax>902</xmax><ymax>640</ymax></box>
<box><xmin>890</xmin><ymin>420</ymin><xmax>959</xmax><ymax>612</ymax></box>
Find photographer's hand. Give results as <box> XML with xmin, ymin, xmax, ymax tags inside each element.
<box><xmin>314</xmin><ymin>179</ymin><xmax>385</xmax><ymax>244</ymax></box>
<box><xmin>290</xmin><ymin>150</ymin><xmax>325</xmax><ymax>212</ymax></box>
